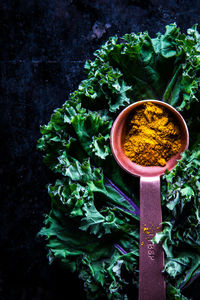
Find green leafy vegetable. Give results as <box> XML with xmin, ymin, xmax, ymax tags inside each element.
<box><xmin>38</xmin><ymin>23</ymin><xmax>200</xmax><ymax>299</ymax></box>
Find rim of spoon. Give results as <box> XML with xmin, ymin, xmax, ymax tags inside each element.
<box><xmin>110</xmin><ymin>99</ymin><xmax>189</xmax><ymax>178</ymax></box>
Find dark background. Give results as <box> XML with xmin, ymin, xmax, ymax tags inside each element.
<box><xmin>1</xmin><ymin>0</ymin><xmax>200</xmax><ymax>299</ymax></box>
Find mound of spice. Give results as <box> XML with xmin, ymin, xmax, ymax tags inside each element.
<box><xmin>123</xmin><ymin>102</ymin><xmax>182</xmax><ymax>166</ymax></box>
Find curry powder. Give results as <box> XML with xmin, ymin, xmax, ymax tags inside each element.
<box><xmin>123</xmin><ymin>102</ymin><xmax>182</xmax><ymax>167</ymax></box>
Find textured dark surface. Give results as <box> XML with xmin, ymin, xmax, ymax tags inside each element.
<box><xmin>1</xmin><ymin>0</ymin><xmax>200</xmax><ymax>299</ymax></box>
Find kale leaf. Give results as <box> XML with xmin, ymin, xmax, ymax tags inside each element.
<box><xmin>38</xmin><ymin>24</ymin><xmax>200</xmax><ymax>299</ymax></box>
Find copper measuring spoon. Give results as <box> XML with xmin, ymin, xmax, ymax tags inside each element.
<box><xmin>110</xmin><ymin>99</ymin><xmax>189</xmax><ymax>300</ymax></box>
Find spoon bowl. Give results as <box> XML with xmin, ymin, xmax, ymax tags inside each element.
<box><xmin>110</xmin><ymin>99</ymin><xmax>189</xmax><ymax>177</ymax></box>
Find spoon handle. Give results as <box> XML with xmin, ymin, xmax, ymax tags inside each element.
<box><xmin>139</xmin><ymin>176</ymin><xmax>165</xmax><ymax>300</ymax></box>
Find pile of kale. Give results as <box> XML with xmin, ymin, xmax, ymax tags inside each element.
<box><xmin>38</xmin><ymin>24</ymin><xmax>200</xmax><ymax>299</ymax></box>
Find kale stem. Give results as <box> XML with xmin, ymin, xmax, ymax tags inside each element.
<box><xmin>115</xmin><ymin>205</ymin><xmax>138</xmax><ymax>215</ymax></box>
<box><xmin>105</xmin><ymin>177</ymin><xmax>140</xmax><ymax>216</ymax></box>
<box><xmin>114</xmin><ymin>243</ymin><xmax>127</xmax><ymax>255</ymax></box>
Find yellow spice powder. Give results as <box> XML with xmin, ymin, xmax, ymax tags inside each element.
<box><xmin>123</xmin><ymin>102</ymin><xmax>182</xmax><ymax>167</ymax></box>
